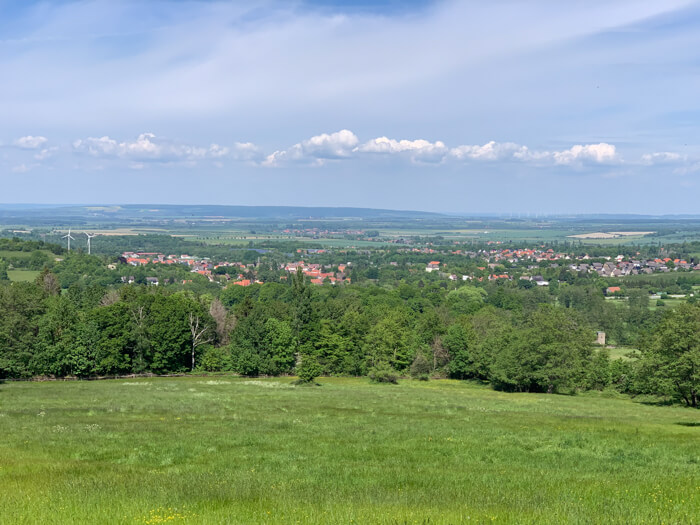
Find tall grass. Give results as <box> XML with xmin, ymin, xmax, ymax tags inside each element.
<box><xmin>0</xmin><ymin>377</ymin><xmax>697</xmax><ymax>524</ymax></box>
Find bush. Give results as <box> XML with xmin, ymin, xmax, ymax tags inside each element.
<box><xmin>296</xmin><ymin>354</ymin><xmax>322</xmax><ymax>384</ymax></box>
<box><xmin>369</xmin><ymin>362</ymin><xmax>399</xmax><ymax>384</ymax></box>
<box><xmin>610</xmin><ymin>359</ymin><xmax>635</xmax><ymax>393</ymax></box>
<box><xmin>410</xmin><ymin>352</ymin><xmax>431</xmax><ymax>380</ymax></box>
<box><xmin>656</xmin><ymin>299</ymin><xmax>666</xmax><ymax>307</ymax></box>
<box><xmin>196</xmin><ymin>345</ymin><xmax>233</xmax><ymax>372</ymax></box>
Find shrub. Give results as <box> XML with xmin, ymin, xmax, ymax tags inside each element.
<box><xmin>196</xmin><ymin>345</ymin><xmax>232</xmax><ymax>372</ymax></box>
<box><xmin>369</xmin><ymin>362</ymin><xmax>399</xmax><ymax>384</ymax></box>
<box><xmin>410</xmin><ymin>352</ymin><xmax>431</xmax><ymax>380</ymax></box>
<box><xmin>296</xmin><ymin>354</ymin><xmax>322</xmax><ymax>385</ymax></box>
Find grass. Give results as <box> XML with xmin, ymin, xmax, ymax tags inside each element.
<box><xmin>649</xmin><ymin>298</ymin><xmax>686</xmax><ymax>311</ymax></box>
<box><xmin>0</xmin><ymin>377</ymin><xmax>698</xmax><ymax>524</ymax></box>
<box><xmin>606</xmin><ymin>346</ymin><xmax>640</xmax><ymax>361</ymax></box>
<box><xmin>7</xmin><ymin>269</ymin><xmax>40</xmax><ymax>282</ymax></box>
<box><xmin>0</xmin><ymin>249</ymin><xmax>53</xmax><ymax>260</ymax></box>
<box><xmin>604</xmin><ymin>296</ymin><xmax>687</xmax><ymax>311</ymax></box>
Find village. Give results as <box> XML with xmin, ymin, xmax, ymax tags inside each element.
<box><xmin>118</xmin><ymin>244</ymin><xmax>700</xmax><ymax>288</ymax></box>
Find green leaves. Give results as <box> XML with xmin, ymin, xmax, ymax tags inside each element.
<box><xmin>639</xmin><ymin>303</ymin><xmax>700</xmax><ymax>407</ymax></box>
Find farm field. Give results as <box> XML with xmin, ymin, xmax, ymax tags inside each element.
<box><xmin>196</xmin><ymin>236</ymin><xmax>387</xmax><ymax>247</ymax></box>
<box><xmin>0</xmin><ymin>377</ymin><xmax>697</xmax><ymax>524</ymax></box>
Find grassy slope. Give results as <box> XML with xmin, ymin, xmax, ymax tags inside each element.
<box><xmin>0</xmin><ymin>250</ymin><xmax>49</xmax><ymax>259</ymax></box>
<box><xmin>0</xmin><ymin>377</ymin><xmax>698</xmax><ymax>524</ymax></box>
<box><xmin>6</xmin><ymin>270</ymin><xmax>40</xmax><ymax>282</ymax></box>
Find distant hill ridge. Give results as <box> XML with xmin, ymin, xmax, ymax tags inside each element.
<box><xmin>0</xmin><ymin>204</ymin><xmax>444</xmax><ymax>220</ymax></box>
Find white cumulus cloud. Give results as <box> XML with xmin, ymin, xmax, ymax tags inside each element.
<box><xmin>72</xmin><ymin>133</ymin><xmax>230</xmax><ymax>163</ymax></box>
<box><xmin>450</xmin><ymin>141</ymin><xmax>531</xmax><ymax>161</ymax></box>
<box><xmin>14</xmin><ymin>136</ymin><xmax>48</xmax><ymax>149</ymax></box>
<box><xmin>61</xmin><ymin>129</ymin><xmax>652</xmax><ymax>172</ymax></box>
<box><xmin>357</xmin><ymin>137</ymin><xmax>447</xmax><ymax>162</ymax></box>
<box><xmin>263</xmin><ymin>129</ymin><xmax>359</xmax><ymax>167</ymax></box>
<box><xmin>551</xmin><ymin>143</ymin><xmax>618</xmax><ymax>165</ymax></box>
<box><xmin>231</xmin><ymin>142</ymin><xmax>264</xmax><ymax>162</ymax></box>
<box><xmin>641</xmin><ymin>152</ymin><xmax>685</xmax><ymax>165</ymax></box>
<box><xmin>449</xmin><ymin>141</ymin><xmax>619</xmax><ymax>166</ymax></box>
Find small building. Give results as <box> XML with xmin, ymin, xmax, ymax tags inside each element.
<box><xmin>425</xmin><ymin>261</ymin><xmax>441</xmax><ymax>272</ymax></box>
<box><xmin>596</xmin><ymin>331</ymin><xmax>606</xmax><ymax>345</ymax></box>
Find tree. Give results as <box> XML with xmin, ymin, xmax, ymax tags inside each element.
<box><xmin>147</xmin><ymin>294</ymin><xmax>194</xmax><ymax>373</ymax></box>
<box><xmin>296</xmin><ymin>353</ymin><xmax>322</xmax><ymax>384</ymax></box>
<box><xmin>490</xmin><ymin>305</ymin><xmax>595</xmax><ymax>393</ymax></box>
<box><xmin>364</xmin><ymin>309</ymin><xmax>415</xmax><ymax>371</ymax></box>
<box><xmin>35</xmin><ymin>267</ymin><xmax>60</xmax><ymax>296</ymax></box>
<box><xmin>0</xmin><ymin>282</ymin><xmax>46</xmax><ymax>378</ymax></box>
<box><xmin>638</xmin><ymin>303</ymin><xmax>700</xmax><ymax>407</ymax></box>
<box><xmin>33</xmin><ymin>295</ymin><xmax>82</xmax><ymax>376</ymax></box>
<box><xmin>188</xmin><ymin>312</ymin><xmax>214</xmax><ymax>371</ymax></box>
<box><xmin>445</xmin><ymin>286</ymin><xmax>486</xmax><ymax>315</ymax></box>
<box><xmin>209</xmin><ymin>298</ymin><xmax>236</xmax><ymax>346</ymax></box>
<box><xmin>264</xmin><ymin>318</ymin><xmax>296</xmax><ymax>374</ymax></box>
<box><xmin>129</xmin><ymin>302</ymin><xmax>150</xmax><ymax>374</ymax></box>
<box><xmin>292</xmin><ymin>267</ymin><xmax>315</xmax><ymax>352</ymax></box>
<box><xmin>444</xmin><ymin>319</ymin><xmax>478</xmax><ymax>379</ymax></box>
<box><xmin>90</xmin><ymin>301</ymin><xmax>135</xmax><ymax>375</ymax></box>
<box><xmin>409</xmin><ymin>351</ymin><xmax>431</xmax><ymax>380</ymax></box>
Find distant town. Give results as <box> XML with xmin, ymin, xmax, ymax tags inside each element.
<box><xmin>118</xmin><ymin>244</ymin><xmax>699</xmax><ymax>288</ymax></box>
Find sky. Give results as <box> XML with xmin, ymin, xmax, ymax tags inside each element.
<box><xmin>1</xmin><ymin>0</ymin><xmax>700</xmax><ymax>214</ymax></box>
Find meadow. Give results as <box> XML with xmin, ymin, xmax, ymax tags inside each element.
<box><xmin>0</xmin><ymin>249</ymin><xmax>53</xmax><ymax>260</ymax></box>
<box><xmin>6</xmin><ymin>270</ymin><xmax>40</xmax><ymax>282</ymax></box>
<box><xmin>1</xmin><ymin>377</ymin><xmax>698</xmax><ymax>524</ymax></box>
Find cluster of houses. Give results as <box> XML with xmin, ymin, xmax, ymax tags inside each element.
<box><xmin>121</xmin><ymin>252</ymin><xmax>214</xmax><ymax>271</ymax></box>
<box><xmin>482</xmin><ymin>248</ymin><xmax>572</xmax><ymax>263</ymax></box>
<box><xmin>424</xmin><ymin>251</ymin><xmax>700</xmax><ymax>286</ymax></box>
<box><xmin>426</xmin><ymin>261</ymin><xmax>518</xmax><ymax>283</ymax></box>
<box><xmin>120</xmin><ymin>252</ymin><xmax>253</xmax><ymax>284</ymax></box>
<box><xmin>118</xmin><ymin>252</ymin><xmax>357</xmax><ymax>287</ymax></box>
<box><xmin>568</xmin><ymin>257</ymin><xmax>697</xmax><ymax>277</ymax></box>
<box><xmin>282</xmin><ymin>261</ymin><xmax>351</xmax><ymax>285</ymax></box>
<box><xmin>117</xmin><ymin>245</ymin><xmax>699</xmax><ymax>289</ymax></box>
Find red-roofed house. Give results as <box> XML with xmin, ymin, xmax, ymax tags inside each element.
<box><xmin>426</xmin><ymin>261</ymin><xmax>441</xmax><ymax>273</ymax></box>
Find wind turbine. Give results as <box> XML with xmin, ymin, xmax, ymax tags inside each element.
<box><xmin>62</xmin><ymin>228</ymin><xmax>75</xmax><ymax>251</ymax></box>
<box><xmin>85</xmin><ymin>232</ymin><xmax>96</xmax><ymax>255</ymax></box>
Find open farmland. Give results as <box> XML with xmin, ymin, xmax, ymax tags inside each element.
<box><xmin>0</xmin><ymin>377</ymin><xmax>697</xmax><ymax>524</ymax></box>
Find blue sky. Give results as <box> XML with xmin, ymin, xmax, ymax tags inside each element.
<box><xmin>1</xmin><ymin>0</ymin><xmax>700</xmax><ymax>213</ymax></box>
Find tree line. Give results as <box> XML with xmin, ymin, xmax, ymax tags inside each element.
<box><xmin>0</xmin><ymin>265</ymin><xmax>697</xmax><ymax>407</ymax></box>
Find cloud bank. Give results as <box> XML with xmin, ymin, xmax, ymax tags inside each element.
<box><xmin>11</xmin><ymin>129</ymin><xmax>693</xmax><ymax>173</ymax></box>
<box><xmin>72</xmin><ymin>133</ymin><xmax>230</xmax><ymax>163</ymax></box>
<box><xmin>262</xmin><ymin>131</ymin><xmax>621</xmax><ymax>168</ymax></box>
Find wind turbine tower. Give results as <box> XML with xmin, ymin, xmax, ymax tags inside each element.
<box><xmin>85</xmin><ymin>232</ymin><xmax>96</xmax><ymax>255</ymax></box>
<box><xmin>62</xmin><ymin>228</ymin><xmax>75</xmax><ymax>251</ymax></box>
